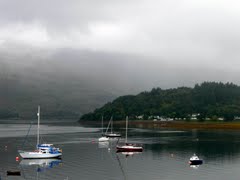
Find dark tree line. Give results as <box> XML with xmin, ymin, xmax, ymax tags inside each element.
<box><xmin>80</xmin><ymin>82</ymin><xmax>240</xmax><ymax>121</ymax></box>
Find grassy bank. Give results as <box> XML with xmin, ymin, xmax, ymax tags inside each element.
<box><xmin>118</xmin><ymin>121</ymin><xmax>240</xmax><ymax>130</ymax></box>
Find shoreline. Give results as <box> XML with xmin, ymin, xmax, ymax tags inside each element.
<box><xmin>79</xmin><ymin>120</ymin><xmax>240</xmax><ymax>130</ymax></box>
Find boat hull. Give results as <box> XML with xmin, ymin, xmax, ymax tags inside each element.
<box><xmin>7</xmin><ymin>171</ymin><xmax>21</xmax><ymax>176</ymax></box>
<box><xmin>98</xmin><ymin>136</ymin><xmax>109</xmax><ymax>142</ymax></box>
<box><xmin>105</xmin><ymin>133</ymin><xmax>121</xmax><ymax>138</ymax></box>
<box><xmin>189</xmin><ymin>160</ymin><xmax>203</xmax><ymax>165</ymax></box>
<box><xmin>116</xmin><ymin>145</ymin><xmax>143</xmax><ymax>152</ymax></box>
<box><xmin>19</xmin><ymin>151</ymin><xmax>62</xmax><ymax>159</ymax></box>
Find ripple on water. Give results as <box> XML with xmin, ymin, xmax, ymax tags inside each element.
<box><xmin>0</xmin><ymin>124</ymin><xmax>99</xmax><ymax>138</ymax></box>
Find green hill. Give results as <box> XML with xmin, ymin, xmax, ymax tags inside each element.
<box><xmin>80</xmin><ymin>82</ymin><xmax>240</xmax><ymax>121</ymax></box>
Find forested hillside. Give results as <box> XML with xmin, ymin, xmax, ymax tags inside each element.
<box><xmin>80</xmin><ymin>82</ymin><xmax>240</xmax><ymax>121</ymax></box>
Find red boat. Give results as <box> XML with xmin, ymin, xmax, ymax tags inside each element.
<box><xmin>116</xmin><ymin>143</ymin><xmax>143</xmax><ymax>152</ymax></box>
<box><xmin>116</xmin><ymin>116</ymin><xmax>143</xmax><ymax>152</ymax></box>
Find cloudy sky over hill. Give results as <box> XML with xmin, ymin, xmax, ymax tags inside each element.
<box><xmin>1</xmin><ymin>0</ymin><xmax>240</xmax><ymax>93</ymax></box>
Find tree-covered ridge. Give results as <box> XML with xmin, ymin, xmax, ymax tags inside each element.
<box><xmin>80</xmin><ymin>82</ymin><xmax>240</xmax><ymax>121</ymax></box>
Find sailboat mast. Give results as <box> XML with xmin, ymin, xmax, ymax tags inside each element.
<box><xmin>105</xmin><ymin>117</ymin><xmax>112</xmax><ymax>134</ymax></box>
<box><xmin>37</xmin><ymin>106</ymin><xmax>40</xmax><ymax>146</ymax></box>
<box><xmin>101</xmin><ymin>116</ymin><xmax>103</xmax><ymax>134</ymax></box>
<box><xmin>111</xmin><ymin>116</ymin><xmax>113</xmax><ymax>134</ymax></box>
<box><xmin>125</xmin><ymin>116</ymin><xmax>128</xmax><ymax>143</ymax></box>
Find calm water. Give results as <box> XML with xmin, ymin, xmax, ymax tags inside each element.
<box><xmin>1</xmin><ymin>123</ymin><xmax>240</xmax><ymax>179</ymax></box>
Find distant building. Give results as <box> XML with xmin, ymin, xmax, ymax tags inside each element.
<box><xmin>136</xmin><ymin>115</ymin><xmax>144</xmax><ymax>120</ymax></box>
<box><xmin>191</xmin><ymin>113</ymin><xmax>200</xmax><ymax>120</ymax></box>
<box><xmin>234</xmin><ymin>116</ymin><xmax>240</xmax><ymax>120</ymax></box>
<box><xmin>218</xmin><ymin>117</ymin><xmax>224</xmax><ymax>121</ymax></box>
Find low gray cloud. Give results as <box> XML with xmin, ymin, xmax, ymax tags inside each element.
<box><xmin>1</xmin><ymin>0</ymin><xmax>240</xmax><ymax>94</ymax></box>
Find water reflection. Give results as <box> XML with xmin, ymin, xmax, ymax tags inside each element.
<box><xmin>20</xmin><ymin>158</ymin><xmax>62</xmax><ymax>172</ymax></box>
<box><xmin>117</xmin><ymin>151</ymin><xmax>142</xmax><ymax>158</ymax></box>
<box><xmin>115</xmin><ymin>151</ymin><xmax>143</xmax><ymax>180</ymax></box>
<box><xmin>98</xmin><ymin>141</ymin><xmax>109</xmax><ymax>149</ymax></box>
<box><xmin>189</xmin><ymin>165</ymin><xmax>200</xmax><ymax>169</ymax></box>
<box><xmin>142</xmin><ymin>129</ymin><xmax>240</xmax><ymax>162</ymax></box>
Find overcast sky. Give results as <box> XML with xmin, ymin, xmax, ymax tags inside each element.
<box><xmin>1</xmin><ymin>0</ymin><xmax>240</xmax><ymax>94</ymax></box>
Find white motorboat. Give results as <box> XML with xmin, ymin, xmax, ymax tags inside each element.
<box><xmin>189</xmin><ymin>154</ymin><xmax>203</xmax><ymax>165</ymax></box>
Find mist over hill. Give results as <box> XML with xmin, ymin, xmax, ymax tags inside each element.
<box><xmin>2</xmin><ymin>47</ymin><xmax>240</xmax><ymax>121</ymax></box>
<box><xmin>0</xmin><ymin>51</ymin><xmax>121</xmax><ymax>119</ymax></box>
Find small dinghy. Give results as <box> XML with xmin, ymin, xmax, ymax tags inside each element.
<box><xmin>189</xmin><ymin>154</ymin><xmax>203</xmax><ymax>165</ymax></box>
<box><xmin>7</xmin><ymin>170</ymin><xmax>21</xmax><ymax>176</ymax></box>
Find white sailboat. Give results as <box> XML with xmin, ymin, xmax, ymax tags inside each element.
<box><xmin>116</xmin><ymin>116</ymin><xmax>143</xmax><ymax>152</ymax></box>
<box><xmin>18</xmin><ymin>106</ymin><xmax>62</xmax><ymax>159</ymax></box>
<box><xmin>105</xmin><ymin>116</ymin><xmax>121</xmax><ymax>138</ymax></box>
<box><xmin>98</xmin><ymin>116</ymin><xmax>109</xmax><ymax>142</ymax></box>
